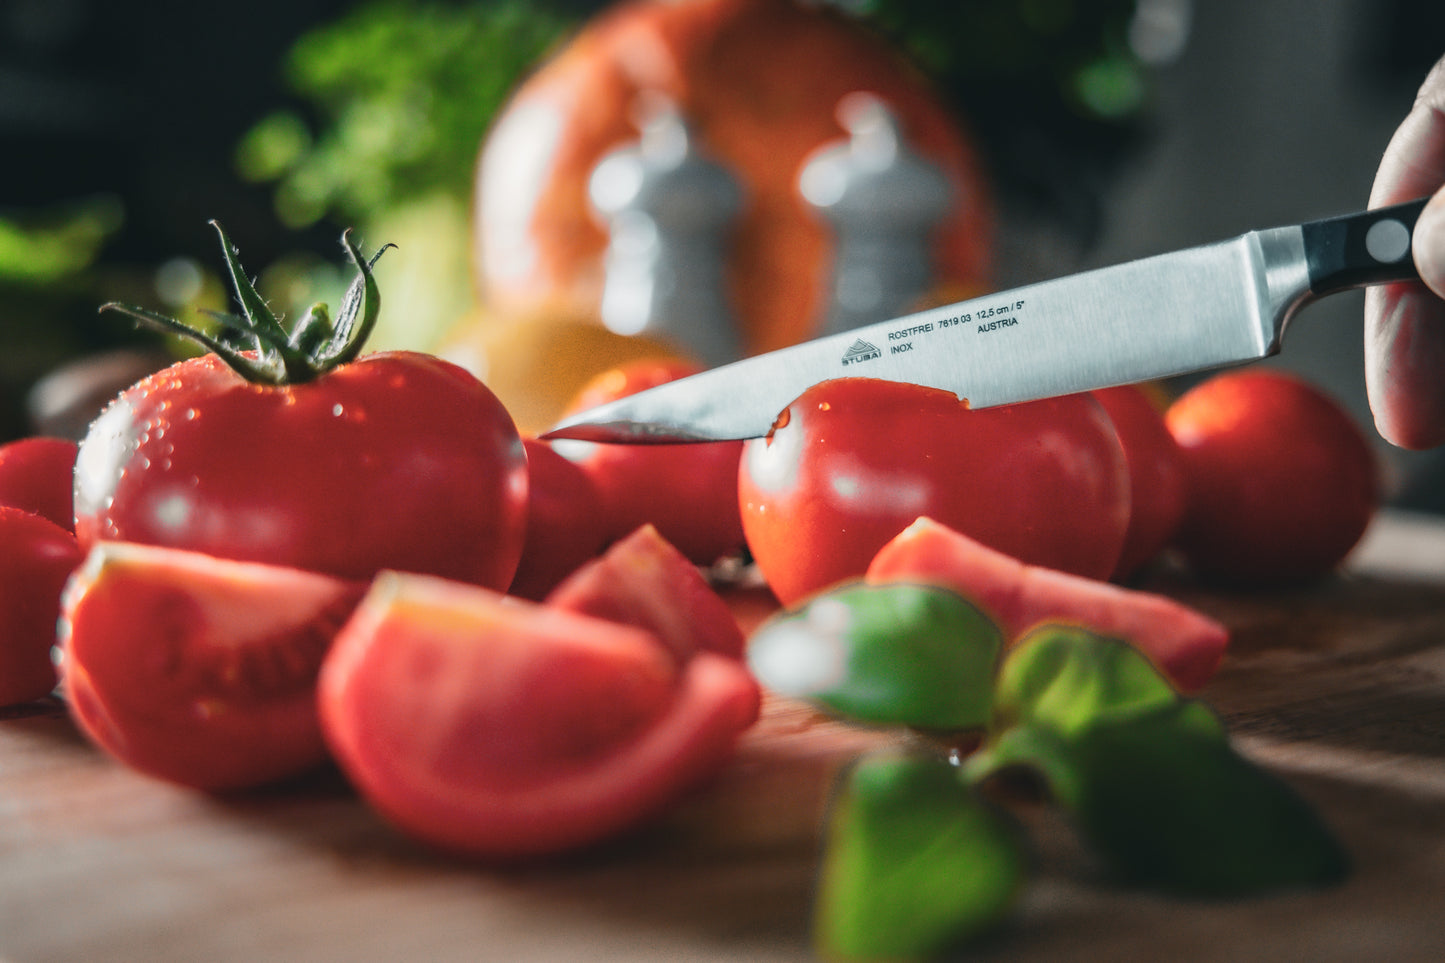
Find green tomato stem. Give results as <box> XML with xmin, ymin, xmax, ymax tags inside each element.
<box><xmin>98</xmin><ymin>222</ymin><xmax>391</xmax><ymax>386</ymax></box>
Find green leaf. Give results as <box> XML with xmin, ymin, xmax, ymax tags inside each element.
<box><xmin>815</xmin><ymin>751</ymin><xmax>1027</xmax><ymax>960</ymax></box>
<box><xmin>970</xmin><ymin>626</ymin><xmax>1349</xmax><ymax>896</ymax></box>
<box><xmin>748</xmin><ymin>583</ymin><xmax>1002</xmax><ymax>730</ymax></box>
<box><xmin>1067</xmin><ymin>708</ymin><xmax>1347</xmax><ymax>895</ymax></box>
<box><xmin>990</xmin><ymin>624</ymin><xmax>1197</xmax><ymax>737</ymax></box>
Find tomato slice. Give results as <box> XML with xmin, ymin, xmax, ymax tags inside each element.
<box><xmin>866</xmin><ymin>517</ymin><xmax>1228</xmax><ymax>693</ymax></box>
<box><xmin>546</xmin><ymin>524</ymin><xmax>748</xmax><ymax>663</ymax></box>
<box><xmin>59</xmin><ymin>541</ymin><xmax>365</xmax><ymax>790</ymax></box>
<box><xmin>318</xmin><ymin>572</ymin><xmax>760</xmax><ymax>859</ymax></box>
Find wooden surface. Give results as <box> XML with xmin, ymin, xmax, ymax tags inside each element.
<box><xmin>4</xmin><ymin>511</ymin><xmax>1445</xmax><ymax>962</ymax></box>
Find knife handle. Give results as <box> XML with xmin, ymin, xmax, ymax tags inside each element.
<box><xmin>1302</xmin><ymin>197</ymin><xmax>1428</xmax><ymax>297</ymax></box>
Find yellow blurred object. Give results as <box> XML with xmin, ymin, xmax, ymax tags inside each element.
<box><xmin>435</xmin><ymin>305</ymin><xmax>687</xmax><ymax>435</ymax></box>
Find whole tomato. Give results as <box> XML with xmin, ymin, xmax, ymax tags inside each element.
<box><xmin>0</xmin><ymin>437</ymin><xmax>79</xmax><ymax>532</ymax></box>
<box><xmin>507</xmin><ymin>438</ymin><xmax>609</xmax><ymax>600</ymax></box>
<box><xmin>74</xmin><ymin>225</ymin><xmax>528</xmax><ymax>589</ymax></box>
<box><xmin>1092</xmin><ymin>384</ymin><xmax>1189</xmax><ymax>580</ymax></box>
<box><xmin>739</xmin><ymin>378</ymin><xmax>1131</xmax><ymax>607</ymax></box>
<box><xmin>0</xmin><ymin>506</ymin><xmax>83</xmax><ymax>705</ymax></box>
<box><xmin>1165</xmin><ymin>369</ymin><xmax>1378</xmax><ymax>585</ymax></box>
<box><xmin>552</xmin><ymin>357</ymin><xmax>746</xmax><ymax>565</ymax></box>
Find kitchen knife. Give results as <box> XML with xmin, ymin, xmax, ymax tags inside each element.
<box><xmin>542</xmin><ymin>198</ymin><xmax>1429</xmax><ymax>443</ymax></box>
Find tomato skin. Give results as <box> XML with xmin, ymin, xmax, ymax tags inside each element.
<box><xmin>58</xmin><ymin>541</ymin><xmax>366</xmax><ymax>790</ymax></box>
<box><xmin>318</xmin><ymin>572</ymin><xmax>760</xmax><ymax>859</ymax></box>
<box><xmin>0</xmin><ymin>506</ymin><xmax>83</xmax><ymax>705</ymax></box>
<box><xmin>553</xmin><ymin>358</ymin><xmax>746</xmax><ymax>565</ymax></box>
<box><xmin>73</xmin><ymin>351</ymin><xmax>528</xmax><ymax>588</ymax></box>
<box><xmin>508</xmin><ymin>439</ymin><xmax>609</xmax><ymax>601</ymax></box>
<box><xmin>1092</xmin><ymin>385</ymin><xmax>1189</xmax><ymax>580</ymax></box>
<box><xmin>739</xmin><ymin>379</ymin><xmax>1131</xmax><ymax>607</ymax></box>
<box><xmin>0</xmin><ymin>437</ymin><xmax>79</xmax><ymax>532</ymax></box>
<box><xmin>1165</xmin><ymin>369</ymin><xmax>1378</xmax><ymax>585</ymax></box>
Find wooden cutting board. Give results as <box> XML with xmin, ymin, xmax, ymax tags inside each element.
<box><xmin>3</xmin><ymin>512</ymin><xmax>1445</xmax><ymax>962</ymax></box>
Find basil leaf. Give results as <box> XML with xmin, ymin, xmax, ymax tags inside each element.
<box><xmin>815</xmin><ymin>750</ymin><xmax>1027</xmax><ymax>960</ymax></box>
<box><xmin>971</xmin><ymin>626</ymin><xmax>1349</xmax><ymax>896</ymax></box>
<box><xmin>749</xmin><ymin>583</ymin><xmax>1002</xmax><ymax>730</ymax></box>
<box><xmin>991</xmin><ymin>623</ymin><xmax>1190</xmax><ymax>737</ymax></box>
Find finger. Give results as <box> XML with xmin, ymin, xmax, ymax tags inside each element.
<box><xmin>1363</xmin><ymin>279</ymin><xmax>1445</xmax><ymax>450</ymax></box>
<box><xmin>1370</xmin><ymin>55</ymin><xmax>1445</xmax><ymax>208</ymax></box>
<box><xmin>1364</xmin><ymin>55</ymin><xmax>1445</xmax><ymax>450</ymax></box>
<box><xmin>1416</xmin><ymin>184</ymin><xmax>1445</xmax><ymax>299</ymax></box>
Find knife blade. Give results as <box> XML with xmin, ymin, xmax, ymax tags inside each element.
<box><xmin>542</xmin><ymin>198</ymin><xmax>1428</xmax><ymax>444</ymax></box>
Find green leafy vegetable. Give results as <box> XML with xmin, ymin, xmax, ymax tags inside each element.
<box><xmin>779</xmin><ymin>595</ymin><xmax>1352</xmax><ymax>958</ymax></box>
<box><xmin>815</xmin><ymin>750</ymin><xmax>1027</xmax><ymax>961</ymax></box>
<box><xmin>748</xmin><ymin>583</ymin><xmax>1002</xmax><ymax>730</ymax></box>
<box><xmin>968</xmin><ymin>626</ymin><xmax>1350</xmax><ymax>896</ymax></box>
<box><xmin>239</xmin><ymin>0</ymin><xmax>573</xmax><ymax>228</ymax></box>
<box><xmin>989</xmin><ymin>621</ymin><xmax>1192</xmax><ymax>737</ymax></box>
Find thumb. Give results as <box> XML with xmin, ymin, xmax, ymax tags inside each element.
<box><xmin>1415</xmin><ymin>186</ymin><xmax>1445</xmax><ymax>299</ymax></box>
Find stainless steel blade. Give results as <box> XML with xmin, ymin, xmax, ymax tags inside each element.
<box><xmin>541</xmin><ymin>200</ymin><xmax>1426</xmax><ymax>443</ymax></box>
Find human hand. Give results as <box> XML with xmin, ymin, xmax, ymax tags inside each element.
<box><xmin>1364</xmin><ymin>54</ymin><xmax>1445</xmax><ymax>450</ymax></box>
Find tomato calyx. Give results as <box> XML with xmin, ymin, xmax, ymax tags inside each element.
<box><xmin>99</xmin><ymin>221</ymin><xmax>394</xmax><ymax>386</ymax></box>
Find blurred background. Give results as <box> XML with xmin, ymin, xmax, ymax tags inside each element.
<box><xmin>2</xmin><ymin>0</ymin><xmax>1442</xmax><ymax>507</ymax></box>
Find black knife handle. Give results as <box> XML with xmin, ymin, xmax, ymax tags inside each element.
<box><xmin>1303</xmin><ymin>197</ymin><xmax>1428</xmax><ymax>297</ymax></box>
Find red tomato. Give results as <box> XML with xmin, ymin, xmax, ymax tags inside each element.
<box><xmin>318</xmin><ymin>572</ymin><xmax>760</xmax><ymax>859</ymax></box>
<box><xmin>0</xmin><ymin>506</ymin><xmax>83</xmax><ymax>705</ymax></box>
<box><xmin>552</xmin><ymin>358</ymin><xmax>746</xmax><ymax>565</ymax></box>
<box><xmin>1092</xmin><ymin>385</ymin><xmax>1189</xmax><ymax>580</ymax></box>
<box><xmin>867</xmin><ymin>517</ymin><xmax>1228</xmax><ymax>692</ymax></box>
<box><xmin>739</xmin><ymin>379</ymin><xmax>1131</xmax><ymax>607</ymax></box>
<box><xmin>73</xmin><ymin>350</ymin><xmax>528</xmax><ymax>588</ymax></box>
<box><xmin>546</xmin><ymin>524</ymin><xmax>748</xmax><ymax>663</ymax></box>
<box><xmin>1165</xmin><ymin>369</ymin><xmax>1378</xmax><ymax>585</ymax></box>
<box><xmin>0</xmin><ymin>436</ymin><xmax>79</xmax><ymax>532</ymax></box>
<box><xmin>58</xmin><ymin>541</ymin><xmax>366</xmax><ymax>790</ymax></box>
<box><xmin>508</xmin><ymin>438</ymin><xmax>609</xmax><ymax>601</ymax></box>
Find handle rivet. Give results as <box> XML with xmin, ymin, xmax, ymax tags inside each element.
<box><xmin>1365</xmin><ymin>218</ymin><xmax>1411</xmax><ymax>263</ymax></box>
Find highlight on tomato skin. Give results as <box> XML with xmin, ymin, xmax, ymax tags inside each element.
<box><xmin>57</xmin><ymin>541</ymin><xmax>367</xmax><ymax>791</ymax></box>
<box><xmin>317</xmin><ymin>571</ymin><xmax>760</xmax><ymax>861</ymax></box>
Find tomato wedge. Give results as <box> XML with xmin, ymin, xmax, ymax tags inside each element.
<box><xmin>546</xmin><ymin>524</ymin><xmax>748</xmax><ymax>663</ymax></box>
<box><xmin>866</xmin><ymin>517</ymin><xmax>1228</xmax><ymax>693</ymax></box>
<box><xmin>59</xmin><ymin>541</ymin><xmax>365</xmax><ymax>790</ymax></box>
<box><xmin>318</xmin><ymin>572</ymin><xmax>760</xmax><ymax>860</ymax></box>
